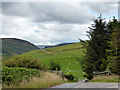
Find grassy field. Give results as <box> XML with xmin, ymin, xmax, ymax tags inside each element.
<box><xmin>23</xmin><ymin>42</ymin><xmax>85</xmax><ymax>80</ymax></box>
<box><xmin>3</xmin><ymin>42</ymin><xmax>85</xmax><ymax>80</ymax></box>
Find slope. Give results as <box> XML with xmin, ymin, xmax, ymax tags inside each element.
<box><xmin>1</xmin><ymin>38</ymin><xmax>39</xmax><ymax>57</ymax></box>
<box><xmin>22</xmin><ymin>42</ymin><xmax>86</xmax><ymax>80</ymax></box>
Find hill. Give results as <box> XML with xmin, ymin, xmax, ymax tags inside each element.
<box><xmin>1</xmin><ymin>38</ymin><xmax>39</xmax><ymax>57</ymax></box>
<box><xmin>36</xmin><ymin>45</ymin><xmax>47</xmax><ymax>49</ymax></box>
<box><xmin>36</xmin><ymin>42</ymin><xmax>75</xmax><ymax>49</ymax></box>
<box><xmin>44</xmin><ymin>42</ymin><xmax>75</xmax><ymax>48</ymax></box>
<box><xmin>3</xmin><ymin>42</ymin><xmax>86</xmax><ymax>80</ymax></box>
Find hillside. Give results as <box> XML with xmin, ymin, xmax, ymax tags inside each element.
<box><xmin>1</xmin><ymin>38</ymin><xmax>39</xmax><ymax>57</ymax></box>
<box><xmin>44</xmin><ymin>42</ymin><xmax>75</xmax><ymax>48</ymax></box>
<box><xmin>36</xmin><ymin>42</ymin><xmax>75</xmax><ymax>49</ymax></box>
<box><xmin>3</xmin><ymin>42</ymin><xmax>85</xmax><ymax>80</ymax></box>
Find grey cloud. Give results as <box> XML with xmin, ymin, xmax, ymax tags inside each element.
<box><xmin>30</xmin><ymin>2</ymin><xmax>94</xmax><ymax>24</ymax></box>
<box><xmin>80</xmin><ymin>2</ymin><xmax>117</xmax><ymax>14</ymax></box>
<box><xmin>2</xmin><ymin>2</ymin><xmax>32</xmax><ymax>17</ymax></box>
<box><xmin>2</xmin><ymin>2</ymin><xmax>94</xmax><ymax>24</ymax></box>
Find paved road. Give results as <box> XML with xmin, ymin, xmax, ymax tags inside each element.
<box><xmin>52</xmin><ymin>82</ymin><xmax>119</xmax><ymax>88</ymax></box>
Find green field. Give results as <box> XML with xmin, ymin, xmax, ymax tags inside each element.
<box><xmin>20</xmin><ymin>42</ymin><xmax>86</xmax><ymax>80</ymax></box>
<box><xmin>3</xmin><ymin>42</ymin><xmax>85</xmax><ymax>80</ymax></box>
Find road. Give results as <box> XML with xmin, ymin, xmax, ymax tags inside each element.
<box><xmin>52</xmin><ymin>82</ymin><xmax>119</xmax><ymax>88</ymax></box>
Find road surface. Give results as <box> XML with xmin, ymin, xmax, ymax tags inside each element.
<box><xmin>52</xmin><ymin>82</ymin><xmax>119</xmax><ymax>88</ymax></box>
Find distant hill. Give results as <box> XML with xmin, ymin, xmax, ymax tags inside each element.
<box><xmin>36</xmin><ymin>42</ymin><xmax>75</xmax><ymax>49</ymax></box>
<box><xmin>44</xmin><ymin>42</ymin><xmax>75</xmax><ymax>48</ymax></box>
<box><xmin>1</xmin><ymin>38</ymin><xmax>39</xmax><ymax>57</ymax></box>
<box><xmin>36</xmin><ymin>45</ymin><xmax>47</xmax><ymax>49</ymax></box>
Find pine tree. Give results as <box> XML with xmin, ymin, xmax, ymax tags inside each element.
<box><xmin>82</xmin><ymin>15</ymin><xmax>109</xmax><ymax>79</ymax></box>
<box><xmin>107</xmin><ymin>17</ymin><xmax>119</xmax><ymax>43</ymax></box>
<box><xmin>107</xmin><ymin>21</ymin><xmax>120</xmax><ymax>74</ymax></box>
<box><xmin>86</xmin><ymin>15</ymin><xmax>108</xmax><ymax>71</ymax></box>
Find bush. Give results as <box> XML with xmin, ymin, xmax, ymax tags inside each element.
<box><xmin>82</xmin><ymin>63</ymin><xmax>94</xmax><ymax>80</ymax></box>
<box><xmin>49</xmin><ymin>60</ymin><xmax>61</xmax><ymax>71</ymax></box>
<box><xmin>2</xmin><ymin>66</ymin><xmax>40</xmax><ymax>86</ymax></box>
<box><xmin>64</xmin><ymin>74</ymin><xmax>75</xmax><ymax>81</ymax></box>
<box><xmin>3</xmin><ymin>55</ymin><xmax>46</xmax><ymax>70</ymax></box>
<box><xmin>84</xmin><ymin>73</ymin><xmax>94</xmax><ymax>80</ymax></box>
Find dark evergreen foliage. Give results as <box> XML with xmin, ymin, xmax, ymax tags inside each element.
<box><xmin>81</xmin><ymin>15</ymin><xmax>120</xmax><ymax>79</ymax></box>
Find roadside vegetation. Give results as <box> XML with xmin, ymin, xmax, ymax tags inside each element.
<box><xmin>90</xmin><ymin>75</ymin><xmax>118</xmax><ymax>83</ymax></box>
<box><xmin>18</xmin><ymin>71</ymin><xmax>67</xmax><ymax>88</ymax></box>
<box><xmin>3</xmin><ymin>70</ymin><xmax>67</xmax><ymax>88</ymax></box>
<box><xmin>2</xmin><ymin>66</ymin><xmax>40</xmax><ymax>87</ymax></box>
<box><xmin>2</xmin><ymin>56</ymin><xmax>68</xmax><ymax>88</ymax></box>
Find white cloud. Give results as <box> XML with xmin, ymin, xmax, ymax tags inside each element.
<box><xmin>1</xmin><ymin>2</ymin><xmax>118</xmax><ymax>45</ymax></box>
<box><xmin>1</xmin><ymin>14</ymin><xmax>90</xmax><ymax>45</ymax></box>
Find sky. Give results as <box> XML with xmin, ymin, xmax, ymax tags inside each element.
<box><xmin>0</xmin><ymin>1</ymin><xmax>118</xmax><ymax>45</ymax></box>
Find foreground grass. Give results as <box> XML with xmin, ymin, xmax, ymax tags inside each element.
<box><xmin>3</xmin><ymin>71</ymin><xmax>67</xmax><ymax>88</ymax></box>
<box><xmin>90</xmin><ymin>75</ymin><xmax>119</xmax><ymax>83</ymax></box>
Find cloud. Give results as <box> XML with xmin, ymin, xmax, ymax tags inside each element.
<box><xmin>1</xmin><ymin>2</ymin><xmax>118</xmax><ymax>45</ymax></box>
<box><xmin>2</xmin><ymin>2</ymin><xmax>94</xmax><ymax>24</ymax></box>
<box><xmin>1</xmin><ymin>14</ymin><xmax>90</xmax><ymax>45</ymax></box>
<box><xmin>80</xmin><ymin>2</ymin><xmax>117</xmax><ymax>15</ymax></box>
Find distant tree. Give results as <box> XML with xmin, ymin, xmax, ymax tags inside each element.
<box><xmin>49</xmin><ymin>60</ymin><xmax>61</xmax><ymax>71</ymax></box>
<box><xmin>56</xmin><ymin>62</ymin><xmax>61</xmax><ymax>71</ymax></box>
<box><xmin>49</xmin><ymin>60</ymin><xmax>56</xmax><ymax>70</ymax></box>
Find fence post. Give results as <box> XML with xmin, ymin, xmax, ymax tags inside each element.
<box><xmin>76</xmin><ymin>77</ymin><xmax>78</xmax><ymax>82</ymax></box>
<box><xmin>62</xmin><ymin>71</ymin><xmax>64</xmax><ymax>81</ymax></box>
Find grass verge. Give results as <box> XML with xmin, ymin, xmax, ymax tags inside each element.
<box><xmin>90</xmin><ymin>75</ymin><xmax>119</xmax><ymax>83</ymax></box>
<box><xmin>4</xmin><ymin>71</ymin><xmax>68</xmax><ymax>88</ymax></box>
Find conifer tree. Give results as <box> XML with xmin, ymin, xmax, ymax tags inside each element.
<box><xmin>107</xmin><ymin>21</ymin><xmax>120</xmax><ymax>74</ymax></box>
<box><xmin>82</xmin><ymin>15</ymin><xmax>109</xmax><ymax>79</ymax></box>
<box><xmin>86</xmin><ymin>15</ymin><xmax>108</xmax><ymax>71</ymax></box>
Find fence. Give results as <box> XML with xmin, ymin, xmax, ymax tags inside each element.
<box><xmin>93</xmin><ymin>71</ymin><xmax>112</xmax><ymax>76</ymax></box>
<box><xmin>46</xmin><ymin>70</ymin><xmax>78</xmax><ymax>82</ymax></box>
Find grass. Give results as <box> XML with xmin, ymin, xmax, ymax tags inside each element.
<box><xmin>3</xmin><ymin>42</ymin><xmax>86</xmax><ymax>80</ymax></box>
<box><xmin>4</xmin><ymin>71</ymin><xmax>67</xmax><ymax>88</ymax></box>
<box><xmin>22</xmin><ymin>42</ymin><xmax>85</xmax><ymax>80</ymax></box>
<box><xmin>90</xmin><ymin>75</ymin><xmax>119</xmax><ymax>83</ymax></box>
<box><xmin>2</xmin><ymin>38</ymin><xmax>38</xmax><ymax>57</ymax></box>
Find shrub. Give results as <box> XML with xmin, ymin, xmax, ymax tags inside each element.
<box><xmin>64</xmin><ymin>74</ymin><xmax>75</xmax><ymax>81</ymax></box>
<box><xmin>49</xmin><ymin>60</ymin><xmax>61</xmax><ymax>71</ymax></box>
<box><xmin>2</xmin><ymin>66</ymin><xmax>40</xmax><ymax>86</ymax></box>
<box><xmin>3</xmin><ymin>55</ymin><xmax>46</xmax><ymax>70</ymax></box>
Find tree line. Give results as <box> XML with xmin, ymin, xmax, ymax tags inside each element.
<box><xmin>82</xmin><ymin>15</ymin><xmax>120</xmax><ymax>80</ymax></box>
